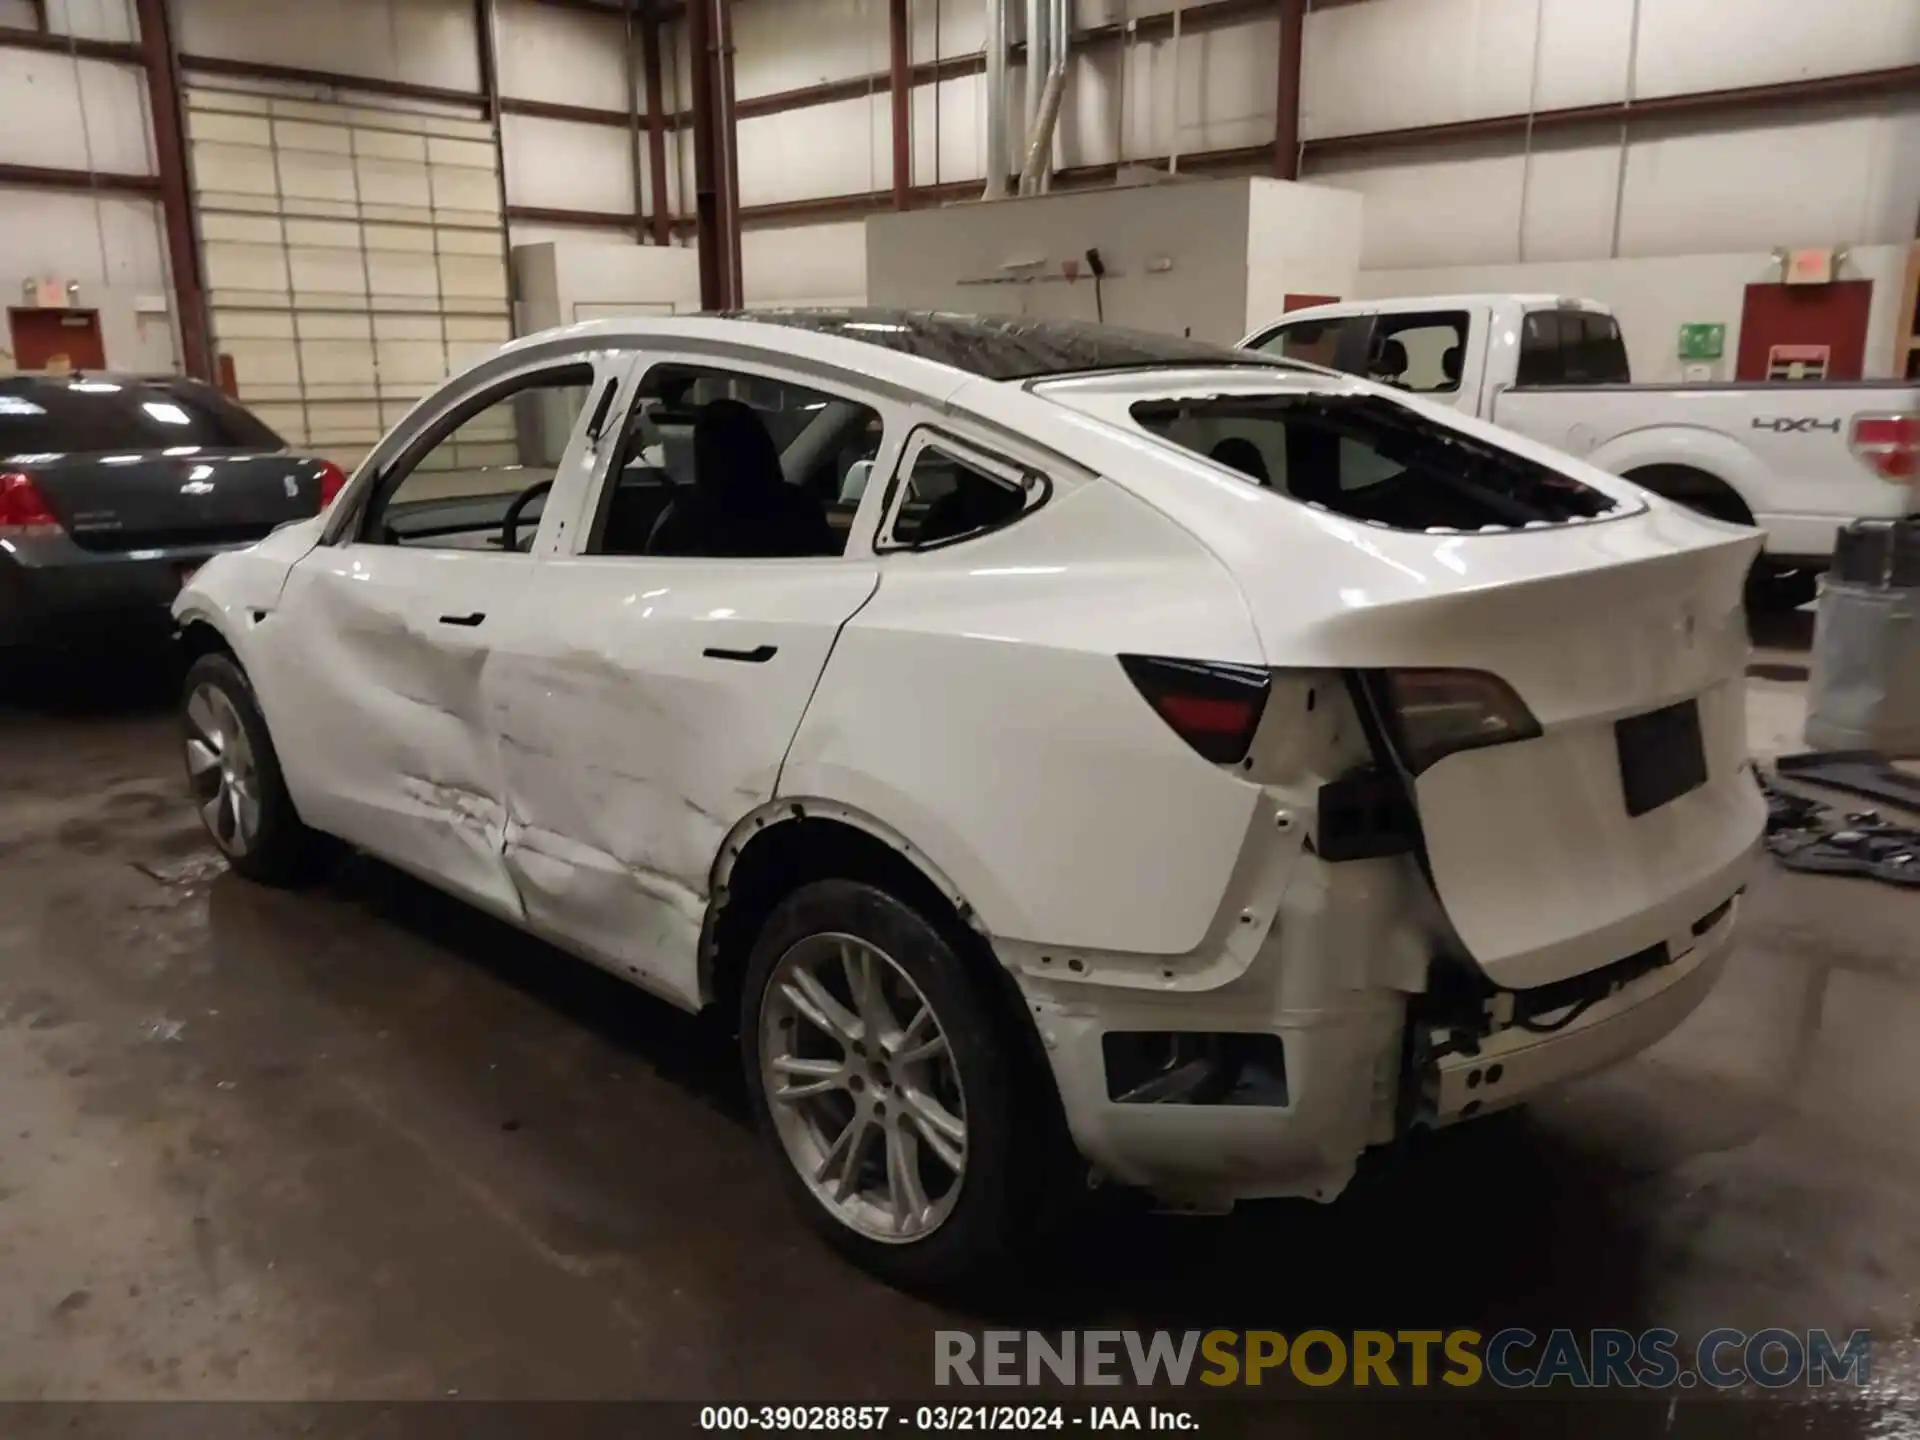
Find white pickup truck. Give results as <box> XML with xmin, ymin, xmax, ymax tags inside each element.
<box><xmin>1243</xmin><ymin>294</ymin><xmax>1919</xmax><ymax>608</ymax></box>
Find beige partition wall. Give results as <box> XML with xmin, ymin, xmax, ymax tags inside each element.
<box><xmin>185</xmin><ymin>85</ymin><xmax>512</xmax><ymax>469</ymax></box>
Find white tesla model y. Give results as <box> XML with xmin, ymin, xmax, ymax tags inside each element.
<box><xmin>175</xmin><ymin>311</ymin><xmax>1765</xmax><ymax>1287</ymax></box>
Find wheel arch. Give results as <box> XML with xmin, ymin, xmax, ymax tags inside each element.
<box><xmin>1619</xmin><ymin>461</ymin><xmax>1756</xmax><ymax>528</ymax></box>
<box><xmin>703</xmin><ymin>798</ymin><xmax>1078</xmax><ymax>1192</ymax></box>
<box><xmin>700</xmin><ymin>799</ymin><xmax>990</xmax><ymax>1016</ymax></box>
<box><xmin>177</xmin><ymin>612</ymin><xmax>240</xmax><ymax>666</ymax></box>
<box><xmin>1588</xmin><ymin>426</ymin><xmax>1766</xmax><ymax>528</ymax></box>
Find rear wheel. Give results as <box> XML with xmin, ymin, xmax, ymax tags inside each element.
<box><xmin>1621</xmin><ymin>465</ymin><xmax>1817</xmax><ymax>613</ymax></box>
<box><xmin>181</xmin><ymin>652</ymin><xmax>327</xmax><ymax>884</ymax></box>
<box><xmin>741</xmin><ymin>879</ymin><xmax>1031</xmax><ymax>1290</ymax></box>
<box><xmin>1744</xmin><ymin>562</ymin><xmax>1820</xmax><ymax>613</ymax></box>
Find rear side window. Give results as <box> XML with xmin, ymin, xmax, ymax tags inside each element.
<box><xmin>1130</xmin><ymin>392</ymin><xmax>1619</xmax><ymax>531</ymax></box>
<box><xmin>0</xmin><ymin>375</ymin><xmax>283</xmax><ymax>456</ymax></box>
<box><xmin>881</xmin><ymin>433</ymin><xmax>1042</xmax><ymax>550</ymax></box>
<box><xmin>1516</xmin><ymin>310</ymin><xmax>1630</xmax><ymax>387</ymax></box>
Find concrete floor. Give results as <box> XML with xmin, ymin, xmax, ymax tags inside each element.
<box><xmin>1</xmin><ymin>632</ymin><xmax>1917</xmax><ymax>1432</ymax></box>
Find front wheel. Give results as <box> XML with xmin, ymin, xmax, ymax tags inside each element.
<box><xmin>741</xmin><ymin>879</ymin><xmax>1033</xmax><ymax>1290</ymax></box>
<box><xmin>181</xmin><ymin>652</ymin><xmax>328</xmax><ymax>885</ymax></box>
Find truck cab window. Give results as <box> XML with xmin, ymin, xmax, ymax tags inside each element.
<box><xmin>1518</xmin><ymin>310</ymin><xmax>1631</xmax><ymax>387</ymax></box>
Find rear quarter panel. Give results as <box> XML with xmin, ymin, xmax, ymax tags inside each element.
<box><xmin>782</xmin><ymin>475</ymin><xmax>1270</xmax><ymax>957</ymax></box>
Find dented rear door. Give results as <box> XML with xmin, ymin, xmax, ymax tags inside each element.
<box><xmin>486</xmin><ymin>559</ymin><xmax>880</xmax><ymax>1008</ymax></box>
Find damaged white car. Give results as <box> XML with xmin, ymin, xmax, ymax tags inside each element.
<box><xmin>174</xmin><ymin>310</ymin><xmax>1766</xmax><ymax>1287</ymax></box>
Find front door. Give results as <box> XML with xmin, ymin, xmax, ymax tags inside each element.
<box><xmin>485</xmin><ymin>351</ymin><xmax>902</xmax><ymax>1007</ymax></box>
<box><xmin>258</xmin><ymin>357</ymin><xmax>610</xmax><ymax>918</ymax></box>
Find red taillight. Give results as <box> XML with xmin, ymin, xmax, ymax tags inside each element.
<box><xmin>1850</xmin><ymin>412</ymin><xmax>1918</xmax><ymax>482</ymax></box>
<box><xmin>0</xmin><ymin>471</ymin><xmax>61</xmax><ymax>536</ymax></box>
<box><xmin>1119</xmin><ymin>654</ymin><xmax>1271</xmax><ymax>765</ymax></box>
<box><xmin>316</xmin><ymin>459</ymin><xmax>349</xmax><ymax>508</ymax></box>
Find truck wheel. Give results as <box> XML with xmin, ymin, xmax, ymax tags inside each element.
<box><xmin>1745</xmin><ymin>563</ymin><xmax>1819</xmax><ymax>613</ymax></box>
<box><xmin>741</xmin><ymin>878</ymin><xmax>1032</xmax><ymax>1291</ymax></box>
<box><xmin>181</xmin><ymin>652</ymin><xmax>329</xmax><ymax>885</ymax></box>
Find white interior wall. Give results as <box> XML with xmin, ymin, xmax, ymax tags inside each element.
<box><xmin>867</xmin><ymin>178</ymin><xmax>1360</xmax><ymax>344</ymax></box>
<box><xmin>733</xmin><ymin>0</ymin><xmax>884</xmax><ymax>98</ymax></box>
<box><xmin>0</xmin><ymin>191</ymin><xmax>174</xmax><ymax>373</ymax></box>
<box><xmin>737</xmin><ymin>0</ymin><xmax>1920</xmax><ymax>311</ymax></box>
<box><xmin>502</xmin><ymin>113</ymin><xmax>637</xmax><ymax>216</ymax></box>
<box><xmin>41</xmin><ymin>0</ymin><xmax>139</xmax><ymax>42</ymax></box>
<box><xmin>173</xmin><ymin>0</ymin><xmax>482</xmax><ymax>93</ymax></box>
<box><xmin>494</xmin><ymin>0</ymin><xmax>629</xmax><ymax>114</ymax></box>
<box><xmin>742</xmin><ymin>221</ymin><xmax>868</xmax><ymax>308</ymax></box>
<box><xmin>0</xmin><ymin>0</ymin><xmax>167</xmax><ymax>372</ymax></box>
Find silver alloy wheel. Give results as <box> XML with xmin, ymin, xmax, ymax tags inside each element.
<box><xmin>760</xmin><ymin>932</ymin><xmax>968</xmax><ymax>1244</ymax></box>
<box><xmin>184</xmin><ymin>681</ymin><xmax>260</xmax><ymax>857</ymax></box>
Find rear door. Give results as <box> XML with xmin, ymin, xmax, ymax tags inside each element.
<box><xmin>484</xmin><ymin>351</ymin><xmax>901</xmax><ymax>1009</ymax></box>
<box><xmin>257</xmin><ymin>356</ymin><xmax>616</xmax><ymax>919</ymax></box>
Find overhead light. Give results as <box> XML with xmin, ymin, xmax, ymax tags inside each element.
<box><xmin>68</xmin><ymin>380</ymin><xmax>121</xmax><ymax>393</ymax></box>
<box><xmin>0</xmin><ymin>398</ymin><xmax>47</xmax><ymax>417</ymax></box>
<box><xmin>840</xmin><ymin>321</ymin><xmax>908</xmax><ymax>333</ymax></box>
<box><xmin>143</xmin><ymin>401</ymin><xmax>193</xmax><ymax>425</ymax></box>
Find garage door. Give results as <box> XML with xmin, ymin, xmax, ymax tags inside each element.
<box><xmin>185</xmin><ymin>85</ymin><xmax>512</xmax><ymax>470</ymax></box>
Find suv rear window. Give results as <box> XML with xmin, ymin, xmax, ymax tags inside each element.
<box><xmin>1130</xmin><ymin>392</ymin><xmax>1619</xmax><ymax>530</ymax></box>
<box><xmin>0</xmin><ymin>375</ymin><xmax>283</xmax><ymax>457</ymax></box>
<box><xmin>1515</xmin><ymin>310</ymin><xmax>1630</xmax><ymax>387</ymax></box>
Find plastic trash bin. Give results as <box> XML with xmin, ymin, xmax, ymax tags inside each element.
<box><xmin>1804</xmin><ymin>519</ymin><xmax>1920</xmax><ymax>755</ymax></box>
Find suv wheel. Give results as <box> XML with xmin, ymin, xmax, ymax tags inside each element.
<box><xmin>182</xmin><ymin>652</ymin><xmax>328</xmax><ymax>884</ymax></box>
<box><xmin>741</xmin><ymin>879</ymin><xmax>1030</xmax><ymax>1290</ymax></box>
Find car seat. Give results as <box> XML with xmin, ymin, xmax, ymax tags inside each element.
<box><xmin>646</xmin><ymin>398</ymin><xmax>834</xmax><ymax>557</ymax></box>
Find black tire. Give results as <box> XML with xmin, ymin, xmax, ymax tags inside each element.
<box><xmin>1744</xmin><ymin>562</ymin><xmax>1820</xmax><ymax>614</ymax></box>
<box><xmin>180</xmin><ymin>652</ymin><xmax>329</xmax><ymax>885</ymax></box>
<box><xmin>740</xmin><ymin>878</ymin><xmax>1035</xmax><ymax>1292</ymax></box>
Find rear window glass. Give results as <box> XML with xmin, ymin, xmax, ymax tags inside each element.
<box><xmin>0</xmin><ymin>376</ymin><xmax>283</xmax><ymax>457</ymax></box>
<box><xmin>1516</xmin><ymin>310</ymin><xmax>1630</xmax><ymax>386</ymax></box>
<box><xmin>1130</xmin><ymin>392</ymin><xmax>1619</xmax><ymax>530</ymax></box>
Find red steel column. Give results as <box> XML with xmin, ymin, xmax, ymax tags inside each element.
<box><xmin>687</xmin><ymin>0</ymin><xmax>724</xmax><ymax>308</ymax></box>
<box><xmin>134</xmin><ymin>0</ymin><xmax>212</xmax><ymax>379</ymax></box>
<box><xmin>715</xmin><ymin>0</ymin><xmax>743</xmax><ymax>307</ymax></box>
<box><xmin>1273</xmin><ymin>0</ymin><xmax>1305</xmax><ymax>180</ymax></box>
<box><xmin>889</xmin><ymin>0</ymin><xmax>910</xmax><ymax>208</ymax></box>
<box><xmin>641</xmin><ymin>0</ymin><xmax>673</xmax><ymax>245</ymax></box>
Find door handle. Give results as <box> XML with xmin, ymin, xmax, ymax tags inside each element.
<box><xmin>438</xmin><ymin>611</ymin><xmax>486</xmax><ymax>627</ymax></box>
<box><xmin>702</xmin><ymin>643</ymin><xmax>777</xmax><ymax>663</ymax></box>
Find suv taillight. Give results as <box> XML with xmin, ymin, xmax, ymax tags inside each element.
<box><xmin>0</xmin><ymin>471</ymin><xmax>61</xmax><ymax>536</ymax></box>
<box><xmin>1850</xmin><ymin>412</ymin><xmax>1918</xmax><ymax>482</ymax></box>
<box><xmin>316</xmin><ymin>459</ymin><xmax>348</xmax><ymax>508</ymax></box>
<box><xmin>1120</xmin><ymin>654</ymin><xmax>1271</xmax><ymax>765</ymax></box>
<box><xmin>1376</xmin><ymin>668</ymin><xmax>1542</xmax><ymax>774</ymax></box>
